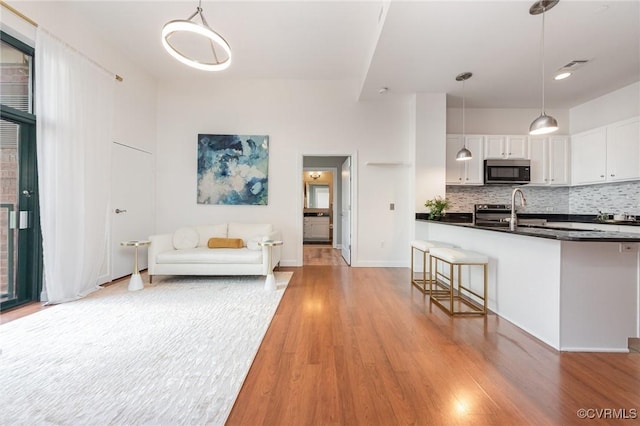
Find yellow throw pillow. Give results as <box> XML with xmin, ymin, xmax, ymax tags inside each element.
<box><xmin>207</xmin><ymin>237</ymin><xmax>244</xmax><ymax>249</ymax></box>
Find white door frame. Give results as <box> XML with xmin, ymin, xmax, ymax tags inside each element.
<box><xmin>110</xmin><ymin>142</ymin><xmax>154</xmax><ymax>281</ymax></box>
<box><xmin>302</xmin><ymin>166</ymin><xmax>338</xmax><ymax>246</ymax></box>
<box><xmin>297</xmin><ymin>152</ymin><xmax>358</xmax><ymax>267</ymax></box>
<box><xmin>340</xmin><ymin>157</ymin><xmax>351</xmax><ymax>265</ymax></box>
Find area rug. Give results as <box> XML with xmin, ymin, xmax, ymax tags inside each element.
<box><xmin>0</xmin><ymin>272</ymin><xmax>292</xmax><ymax>425</ymax></box>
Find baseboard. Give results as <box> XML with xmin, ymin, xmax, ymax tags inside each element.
<box><xmin>560</xmin><ymin>347</ymin><xmax>630</xmax><ymax>353</ymax></box>
<box><xmin>96</xmin><ymin>273</ymin><xmax>111</xmax><ymax>285</ymax></box>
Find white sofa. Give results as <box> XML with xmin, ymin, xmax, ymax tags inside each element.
<box><xmin>148</xmin><ymin>223</ymin><xmax>282</xmax><ymax>282</ymax></box>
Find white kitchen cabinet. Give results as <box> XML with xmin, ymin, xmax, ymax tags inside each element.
<box><xmin>571</xmin><ymin>127</ymin><xmax>607</xmax><ymax>185</ymax></box>
<box><xmin>571</xmin><ymin>117</ymin><xmax>640</xmax><ymax>185</ymax></box>
<box><xmin>548</xmin><ymin>136</ymin><xmax>571</xmax><ymax>185</ymax></box>
<box><xmin>606</xmin><ymin>117</ymin><xmax>640</xmax><ymax>182</ymax></box>
<box><xmin>529</xmin><ymin>136</ymin><xmax>570</xmax><ymax>185</ymax></box>
<box><xmin>446</xmin><ymin>135</ymin><xmax>484</xmax><ymax>185</ymax></box>
<box><xmin>484</xmin><ymin>135</ymin><xmax>528</xmax><ymax>159</ymax></box>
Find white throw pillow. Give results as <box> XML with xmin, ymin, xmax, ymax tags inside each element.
<box><xmin>247</xmin><ymin>236</ymin><xmax>267</xmax><ymax>251</ymax></box>
<box><xmin>228</xmin><ymin>223</ymin><xmax>273</xmax><ymax>245</ymax></box>
<box><xmin>172</xmin><ymin>227</ymin><xmax>199</xmax><ymax>250</ymax></box>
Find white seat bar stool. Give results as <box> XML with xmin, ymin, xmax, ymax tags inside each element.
<box><xmin>410</xmin><ymin>240</ymin><xmax>456</xmax><ymax>294</ymax></box>
<box><xmin>428</xmin><ymin>247</ymin><xmax>489</xmax><ymax>316</ymax></box>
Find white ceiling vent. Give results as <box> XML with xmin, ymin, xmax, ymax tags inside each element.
<box><xmin>559</xmin><ymin>60</ymin><xmax>589</xmax><ymax>71</ymax></box>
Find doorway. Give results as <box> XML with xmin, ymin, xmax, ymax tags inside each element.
<box><xmin>0</xmin><ymin>32</ymin><xmax>42</xmax><ymax>310</ymax></box>
<box><xmin>302</xmin><ymin>156</ymin><xmax>351</xmax><ymax>266</ymax></box>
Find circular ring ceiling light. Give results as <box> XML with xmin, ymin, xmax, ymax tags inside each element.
<box><xmin>162</xmin><ymin>4</ymin><xmax>231</xmax><ymax>72</ymax></box>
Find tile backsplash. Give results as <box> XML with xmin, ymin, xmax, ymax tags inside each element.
<box><xmin>569</xmin><ymin>181</ymin><xmax>640</xmax><ymax>216</ymax></box>
<box><xmin>445</xmin><ymin>181</ymin><xmax>640</xmax><ymax>216</ymax></box>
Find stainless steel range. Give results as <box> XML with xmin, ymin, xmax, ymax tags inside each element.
<box><xmin>474</xmin><ymin>204</ymin><xmax>511</xmax><ymax>227</ymax></box>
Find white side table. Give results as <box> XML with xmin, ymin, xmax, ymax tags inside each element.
<box><xmin>120</xmin><ymin>240</ymin><xmax>151</xmax><ymax>291</ymax></box>
<box><xmin>259</xmin><ymin>240</ymin><xmax>283</xmax><ymax>291</ymax></box>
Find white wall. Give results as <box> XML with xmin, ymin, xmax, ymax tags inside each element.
<box><xmin>415</xmin><ymin>93</ymin><xmax>447</xmax><ymax>213</ymax></box>
<box><xmin>445</xmin><ymin>82</ymin><xmax>640</xmax><ymax>139</ymax></box>
<box><xmin>4</xmin><ymin>1</ymin><xmax>158</xmax><ymax>154</ymax></box>
<box><xmin>447</xmin><ymin>107</ymin><xmax>570</xmax><ymax>135</ymax></box>
<box><xmin>155</xmin><ymin>79</ymin><xmax>414</xmax><ymax>267</ymax></box>
<box><xmin>570</xmin><ymin>81</ymin><xmax>640</xmax><ymax>134</ymax></box>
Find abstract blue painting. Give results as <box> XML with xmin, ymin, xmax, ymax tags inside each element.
<box><xmin>197</xmin><ymin>134</ymin><xmax>269</xmax><ymax>205</ymax></box>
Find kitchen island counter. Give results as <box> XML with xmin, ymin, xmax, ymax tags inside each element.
<box><xmin>415</xmin><ymin>220</ymin><xmax>639</xmax><ymax>353</ymax></box>
<box><xmin>416</xmin><ymin>219</ymin><xmax>640</xmax><ymax>242</ymax></box>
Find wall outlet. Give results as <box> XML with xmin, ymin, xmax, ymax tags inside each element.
<box><xmin>619</xmin><ymin>243</ymin><xmax>638</xmax><ymax>253</ymax></box>
<box><xmin>389</xmin><ymin>203</ymin><xmax>395</xmax><ymax>211</ymax></box>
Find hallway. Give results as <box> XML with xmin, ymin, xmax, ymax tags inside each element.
<box><xmin>303</xmin><ymin>244</ymin><xmax>347</xmax><ymax>266</ymax></box>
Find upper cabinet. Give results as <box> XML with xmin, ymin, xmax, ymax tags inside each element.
<box><xmin>444</xmin><ymin>117</ymin><xmax>637</xmax><ymax>187</ymax></box>
<box><xmin>529</xmin><ymin>136</ymin><xmax>570</xmax><ymax>186</ymax></box>
<box><xmin>446</xmin><ymin>135</ymin><xmax>484</xmax><ymax>185</ymax></box>
<box><xmin>484</xmin><ymin>135</ymin><xmax>528</xmax><ymax>159</ymax></box>
<box><xmin>446</xmin><ymin>133</ymin><xmax>567</xmax><ymax>186</ymax></box>
<box><xmin>607</xmin><ymin>117</ymin><xmax>640</xmax><ymax>182</ymax></box>
<box><xmin>571</xmin><ymin>117</ymin><xmax>640</xmax><ymax>185</ymax></box>
<box><xmin>548</xmin><ymin>136</ymin><xmax>571</xmax><ymax>186</ymax></box>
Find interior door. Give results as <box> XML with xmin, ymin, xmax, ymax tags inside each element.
<box><xmin>341</xmin><ymin>157</ymin><xmax>351</xmax><ymax>265</ymax></box>
<box><xmin>111</xmin><ymin>143</ymin><xmax>153</xmax><ymax>280</ymax></box>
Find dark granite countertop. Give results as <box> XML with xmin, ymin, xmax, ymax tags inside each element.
<box><xmin>416</xmin><ymin>215</ymin><xmax>640</xmax><ymax>242</ymax></box>
<box><xmin>415</xmin><ymin>212</ymin><xmax>640</xmax><ymax>226</ymax></box>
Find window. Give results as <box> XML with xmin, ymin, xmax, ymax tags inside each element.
<box><xmin>0</xmin><ymin>38</ymin><xmax>33</xmax><ymax>113</ymax></box>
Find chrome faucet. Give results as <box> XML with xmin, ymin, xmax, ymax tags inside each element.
<box><xmin>510</xmin><ymin>188</ymin><xmax>527</xmax><ymax>231</ymax></box>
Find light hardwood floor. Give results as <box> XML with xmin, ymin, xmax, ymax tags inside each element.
<box><xmin>227</xmin><ymin>266</ymin><xmax>640</xmax><ymax>425</ymax></box>
<box><xmin>303</xmin><ymin>244</ymin><xmax>347</xmax><ymax>266</ymax></box>
<box><xmin>4</xmin><ymin>267</ymin><xmax>639</xmax><ymax>425</ymax></box>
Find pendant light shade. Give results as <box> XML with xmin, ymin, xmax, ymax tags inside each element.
<box><xmin>529</xmin><ymin>0</ymin><xmax>559</xmax><ymax>135</ymax></box>
<box><xmin>456</xmin><ymin>147</ymin><xmax>473</xmax><ymax>161</ymax></box>
<box><xmin>529</xmin><ymin>113</ymin><xmax>559</xmax><ymax>135</ymax></box>
<box><xmin>162</xmin><ymin>1</ymin><xmax>231</xmax><ymax>71</ymax></box>
<box><xmin>455</xmin><ymin>72</ymin><xmax>473</xmax><ymax>161</ymax></box>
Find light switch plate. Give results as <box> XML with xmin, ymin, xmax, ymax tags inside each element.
<box><xmin>619</xmin><ymin>243</ymin><xmax>638</xmax><ymax>253</ymax></box>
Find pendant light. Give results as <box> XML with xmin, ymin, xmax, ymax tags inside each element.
<box><xmin>162</xmin><ymin>0</ymin><xmax>231</xmax><ymax>71</ymax></box>
<box><xmin>456</xmin><ymin>72</ymin><xmax>473</xmax><ymax>161</ymax></box>
<box><xmin>529</xmin><ymin>0</ymin><xmax>559</xmax><ymax>135</ymax></box>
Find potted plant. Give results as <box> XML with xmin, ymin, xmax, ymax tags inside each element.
<box><xmin>424</xmin><ymin>196</ymin><xmax>450</xmax><ymax>220</ymax></box>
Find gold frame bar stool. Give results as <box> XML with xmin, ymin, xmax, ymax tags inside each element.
<box><xmin>428</xmin><ymin>247</ymin><xmax>489</xmax><ymax>316</ymax></box>
<box><xmin>410</xmin><ymin>240</ymin><xmax>456</xmax><ymax>294</ymax></box>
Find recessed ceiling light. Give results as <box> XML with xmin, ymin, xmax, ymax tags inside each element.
<box><xmin>554</xmin><ymin>72</ymin><xmax>572</xmax><ymax>80</ymax></box>
<box><xmin>554</xmin><ymin>59</ymin><xmax>589</xmax><ymax>81</ymax></box>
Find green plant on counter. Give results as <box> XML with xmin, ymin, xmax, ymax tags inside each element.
<box><xmin>424</xmin><ymin>196</ymin><xmax>450</xmax><ymax>220</ymax></box>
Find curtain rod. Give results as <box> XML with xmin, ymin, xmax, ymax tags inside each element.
<box><xmin>0</xmin><ymin>1</ymin><xmax>36</xmax><ymax>27</ymax></box>
<box><xmin>0</xmin><ymin>0</ymin><xmax>123</xmax><ymax>82</ymax></box>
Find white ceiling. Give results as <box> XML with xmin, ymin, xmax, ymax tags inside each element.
<box><xmin>64</xmin><ymin>0</ymin><xmax>639</xmax><ymax>109</ymax></box>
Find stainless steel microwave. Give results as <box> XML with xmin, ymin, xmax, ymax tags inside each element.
<box><xmin>484</xmin><ymin>159</ymin><xmax>531</xmax><ymax>184</ymax></box>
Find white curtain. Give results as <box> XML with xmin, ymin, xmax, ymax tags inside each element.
<box><xmin>35</xmin><ymin>29</ymin><xmax>114</xmax><ymax>304</ymax></box>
